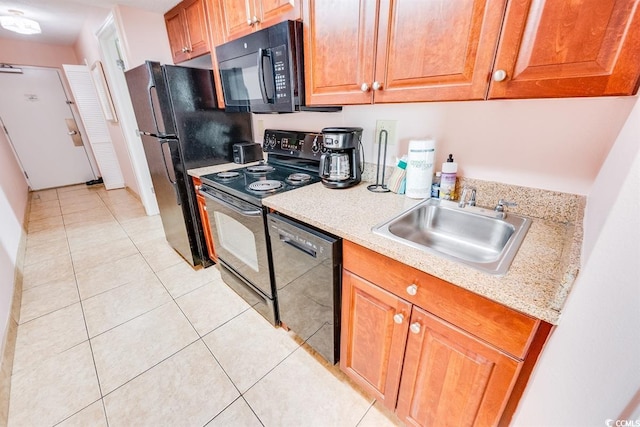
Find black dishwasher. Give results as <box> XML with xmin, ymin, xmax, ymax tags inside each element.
<box><xmin>266</xmin><ymin>213</ymin><xmax>341</xmax><ymax>364</ymax></box>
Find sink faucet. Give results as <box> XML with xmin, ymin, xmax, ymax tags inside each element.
<box><xmin>494</xmin><ymin>199</ymin><xmax>517</xmax><ymax>218</ymax></box>
<box><xmin>458</xmin><ymin>187</ymin><xmax>477</xmax><ymax>208</ymax></box>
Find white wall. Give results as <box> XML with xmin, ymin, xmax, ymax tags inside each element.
<box><xmin>255</xmin><ymin>96</ymin><xmax>635</xmax><ymax>195</ymax></box>
<box><xmin>512</xmin><ymin>96</ymin><xmax>640</xmax><ymax>425</ymax></box>
<box><xmin>114</xmin><ymin>5</ymin><xmax>173</xmax><ymax>68</ymax></box>
<box><xmin>0</xmin><ymin>127</ymin><xmax>28</xmax><ymax>357</ymax></box>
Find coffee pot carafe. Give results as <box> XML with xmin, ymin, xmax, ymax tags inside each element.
<box><xmin>319</xmin><ymin>127</ymin><xmax>363</xmax><ymax>189</ymax></box>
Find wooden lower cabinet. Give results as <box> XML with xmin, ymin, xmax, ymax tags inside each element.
<box><xmin>340</xmin><ymin>270</ymin><xmax>411</xmax><ymax>409</ymax></box>
<box><xmin>340</xmin><ymin>240</ymin><xmax>550</xmax><ymax>426</ymax></box>
<box><xmin>396</xmin><ymin>307</ymin><xmax>519</xmax><ymax>427</ymax></box>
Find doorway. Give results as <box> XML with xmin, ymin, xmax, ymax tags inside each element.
<box><xmin>0</xmin><ymin>66</ymin><xmax>97</xmax><ymax>190</ymax></box>
<box><xmin>96</xmin><ymin>14</ymin><xmax>159</xmax><ymax>216</ymax></box>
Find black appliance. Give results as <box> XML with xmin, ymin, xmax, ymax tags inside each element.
<box><xmin>198</xmin><ymin>129</ymin><xmax>324</xmax><ymax>325</ymax></box>
<box><xmin>319</xmin><ymin>127</ymin><xmax>364</xmax><ymax>189</ymax></box>
<box><xmin>233</xmin><ymin>142</ymin><xmax>263</xmax><ymax>164</ymax></box>
<box><xmin>216</xmin><ymin>20</ymin><xmax>340</xmax><ymax>114</ymax></box>
<box><xmin>267</xmin><ymin>212</ymin><xmax>341</xmax><ymax>364</ymax></box>
<box><xmin>124</xmin><ymin>61</ymin><xmax>253</xmax><ymax>268</ymax></box>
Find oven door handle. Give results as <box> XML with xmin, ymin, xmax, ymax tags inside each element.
<box><xmin>280</xmin><ymin>235</ymin><xmax>317</xmax><ymax>258</ymax></box>
<box><xmin>199</xmin><ymin>188</ymin><xmax>262</xmax><ymax>217</ymax></box>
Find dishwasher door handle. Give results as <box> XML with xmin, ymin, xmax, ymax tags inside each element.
<box><xmin>281</xmin><ymin>235</ymin><xmax>317</xmax><ymax>258</ymax></box>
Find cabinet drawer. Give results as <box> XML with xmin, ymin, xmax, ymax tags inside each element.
<box><xmin>343</xmin><ymin>240</ymin><xmax>539</xmax><ymax>359</ymax></box>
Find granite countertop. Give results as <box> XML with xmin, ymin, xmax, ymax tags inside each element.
<box><xmin>261</xmin><ymin>181</ymin><xmax>584</xmax><ymax>325</ymax></box>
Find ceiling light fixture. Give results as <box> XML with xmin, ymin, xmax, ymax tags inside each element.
<box><xmin>0</xmin><ymin>10</ymin><xmax>41</xmax><ymax>35</ymax></box>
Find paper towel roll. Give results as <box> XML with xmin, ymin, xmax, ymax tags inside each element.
<box><xmin>405</xmin><ymin>139</ymin><xmax>435</xmax><ymax>199</ymax></box>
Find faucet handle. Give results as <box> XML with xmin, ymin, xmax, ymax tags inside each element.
<box><xmin>495</xmin><ymin>199</ymin><xmax>517</xmax><ymax>212</ymax></box>
<box><xmin>458</xmin><ymin>186</ymin><xmax>477</xmax><ymax>208</ymax></box>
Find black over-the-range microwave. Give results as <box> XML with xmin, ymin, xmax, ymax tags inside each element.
<box><xmin>215</xmin><ymin>20</ymin><xmax>340</xmax><ymax>114</ymax></box>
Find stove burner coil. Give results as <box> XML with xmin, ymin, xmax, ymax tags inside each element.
<box><xmin>217</xmin><ymin>171</ymin><xmax>240</xmax><ymax>179</ymax></box>
<box><xmin>246</xmin><ymin>165</ymin><xmax>275</xmax><ymax>174</ymax></box>
<box><xmin>286</xmin><ymin>173</ymin><xmax>312</xmax><ymax>184</ymax></box>
<box><xmin>247</xmin><ymin>180</ymin><xmax>283</xmax><ymax>192</ymax></box>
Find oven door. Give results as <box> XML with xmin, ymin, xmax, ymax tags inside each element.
<box><xmin>199</xmin><ymin>186</ymin><xmax>273</xmax><ymax>298</ymax></box>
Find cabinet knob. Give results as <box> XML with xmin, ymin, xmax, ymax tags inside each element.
<box><xmin>181</xmin><ymin>47</ymin><xmax>187</xmax><ymax>53</ymax></box>
<box><xmin>393</xmin><ymin>313</ymin><xmax>404</xmax><ymax>324</ymax></box>
<box><xmin>492</xmin><ymin>69</ymin><xmax>507</xmax><ymax>82</ymax></box>
<box><xmin>203</xmin><ymin>206</ymin><xmax>207</xmax><ymax>211</ymax></box>
<box><xmin>360</xmin><ymin>83</ymin><xmax>370</xmax><ymax>92</ymax></box>
<box><xmin>406</xmin><ymin>284</ymin><xmax>418</xmax><ymax>296</ymax></box>
<box><xmin>372</xmin><ymin>81</ymin><xmax>383</xmax><ymax>91</ymax></box>
<box><xmin>410</xmin><ymin>322</ymin><xmax>421</xmax><ymax>334</ymax></box>
<box><xmin>249</xmin><ymin>16</ymin><xmax>260</xmax><ymax>25</ymax></box>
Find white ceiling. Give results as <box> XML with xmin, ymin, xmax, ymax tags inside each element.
<box><xmin>0</xmin><ymin>0</ymin><xmax>180</xmax><ymax>45</ymax></box>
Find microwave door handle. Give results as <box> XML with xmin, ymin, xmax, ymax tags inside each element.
<box><xmin>257</xmin><ymin>48</ymin><xmax>275</xmax><ymax>104</ymax></box>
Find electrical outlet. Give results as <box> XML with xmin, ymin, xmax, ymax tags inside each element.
<box><xmin>375</xmin><ymin>119</ymin><xmax>397</xmax><ymax>146</ymax></box>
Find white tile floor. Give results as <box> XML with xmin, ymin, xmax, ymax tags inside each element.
<box><xmin>8</xmin><ymin>184</ymin><xmax>401</xmax><ymax>427</ymax></box>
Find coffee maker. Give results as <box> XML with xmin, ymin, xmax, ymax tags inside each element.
<box><xmin>319</xmin><ymin>127</ymin><xmax>363</xmax><ymax>189</ymax></box>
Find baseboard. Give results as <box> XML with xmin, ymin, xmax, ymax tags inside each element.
<box><xmin>0</xmin><ymin>193</ymin><xmax>30</xmax><ymax>425</ymax></box>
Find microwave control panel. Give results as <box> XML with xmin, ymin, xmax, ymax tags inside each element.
<box><xmin>272</xmin><ymin>45</ymin><xmax>291</xmax><ymax>103</ymax></box>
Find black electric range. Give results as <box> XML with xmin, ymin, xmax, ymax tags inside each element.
<box><xmin>196</xmin><ymin>129</ymin><xmax>326</xmax><ymax>326</ymax></box>
<box><xmin>199</xmin><ymin>130</ymin><xmax>324</xmax><ymax>206</ymax></box>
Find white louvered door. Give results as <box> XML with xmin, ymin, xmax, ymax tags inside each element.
<box><xmin>63</xmin><ymin>64</ymin><xmax>125</xmax><ymax>190</ymax></box>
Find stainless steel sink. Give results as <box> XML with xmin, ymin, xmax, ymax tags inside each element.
<box><xmin>372</xmin><ymin>198</ymin><xmax>532</xmax><ymax>275</ymax></box>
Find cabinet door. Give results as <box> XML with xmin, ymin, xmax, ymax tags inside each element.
<box><xmin>183</xmin><ymin>0</ymin><xmax>210</xmax><ymax>58</ymax></box>
<box><xmin>217</xmin><ymin>0</ymin><xmax>255</xmax><ymax>42</ymax></box>
<box><xmin>489</xmin><ymin>0</ymin><xmax>640</xmax><ymax>98</ymax></box>
<box><xmin>166</xmin><ymin>9</ymin><xmax>190</xmax><ymax>63</ymax></box>
<box><xmin>303</xmin><ymin>0</ymin><xmax>378</xmax><ymax>105</ymax></box>
<box><xmin>396</xmin><ymin>307</ymin><xmax>520</xmax><ymax>427</ymax></box>
<box><xmin>259</xmin><ymin>0</ymin><xmax>301</xmax><ymax>27</ymax></box>
<box><xmin>340</xmin><ymin>270</ymin><xmax>411</xmax><ymax>409</ymax></box>
<box><xmin>374</xmin><ymin>0</ymin><xmax>507</xmax><ymax>103</ymax></box>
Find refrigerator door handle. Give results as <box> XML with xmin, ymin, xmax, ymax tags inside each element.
<box><xmin>149</xmin><ymin>84</ymin><xmax>165</xmax><ymax>136</ymax></box>
<box><xmin>160</xmin><ymin>139</ymin><xmax>181</xmax><ymax>206</ymax></box>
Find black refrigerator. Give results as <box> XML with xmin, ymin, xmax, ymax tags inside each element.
<box><xmin>125</xmin><ymin>61</ymin><xmax>253</xmax><ymax>268</ymax></box>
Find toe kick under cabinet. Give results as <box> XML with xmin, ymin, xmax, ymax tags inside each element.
<box><xmin>340</xmin><ymin>240</ymin><xmax>552</xmax><ymax>427</ymax></box>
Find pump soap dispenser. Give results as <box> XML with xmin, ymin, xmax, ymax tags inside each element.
<box><xmin>439</xmin><ymin>154</ymin><xmax>458</xmax><ymax>200</ymax></box>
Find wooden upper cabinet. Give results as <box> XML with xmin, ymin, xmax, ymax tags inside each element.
<box><xmin>374</xmin><ymin>0</ymin><xmax>507</xmax><ymax>103</ymax></box>
<box><xmin>303</xmin><ymin>0</ymin><xmax>378</xmax><ymax>105</ymax></box>
<box><xmin>305</xmin><ymin>0</ymin><xmax>508</xmax><ymax>105</ymax></box>
<box><xmin>215</xmin><ymin>0</ymin><xmax>301</xmax><ymax>44</ymax></box>
<box><xmin>165</xmin><ymin>0</ymin><xmax>211</xmax><ymax>63</ymax></box>
<box><xmin>396</xmin><ymin>307</ymin><xmax>520</xmax><ymax>427</ymax></box>
<box><xmin>166</xmin><ymin>8</ymin><xmax>190</xmax><ymax>63</ymax></box>
<box><xmin>488</xmin><ymin>0</ymin><xmax>640</xmax><ymax>98</ymax></box>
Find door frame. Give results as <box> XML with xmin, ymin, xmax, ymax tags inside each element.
<box><xmin>95</xmin><ymin>14</ymin><xmax>160</xmax><ymax>215</ymax></box>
